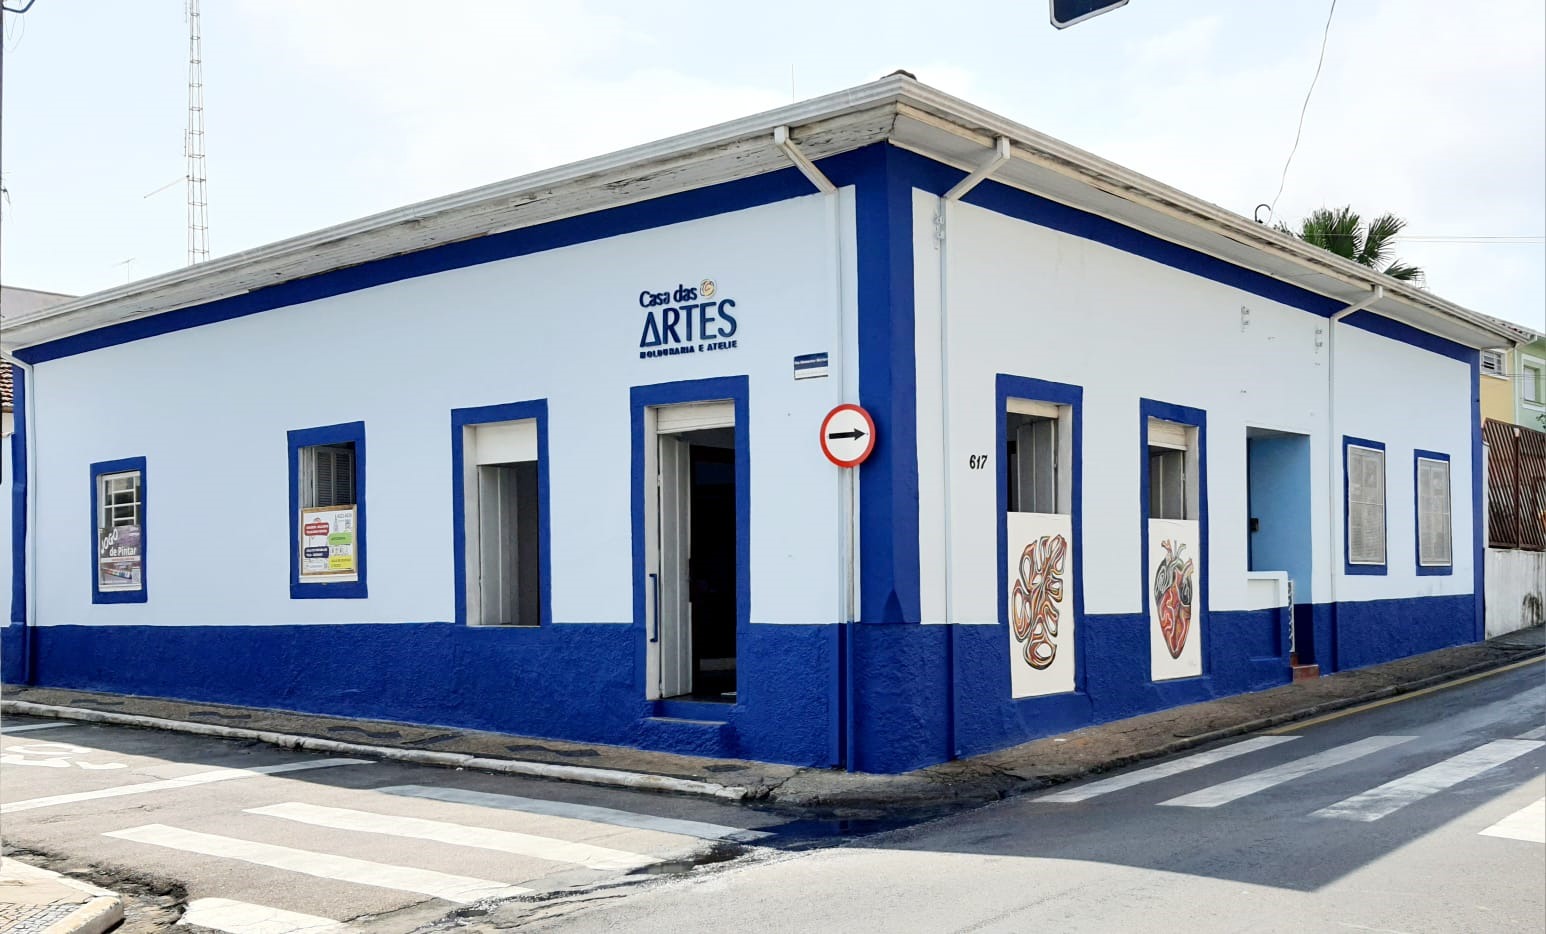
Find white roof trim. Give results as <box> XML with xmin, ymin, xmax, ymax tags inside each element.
<box><xmin>2</xmin><ymin>74</ymin><xmax>1525</xmax><ymax>353</ymax></box>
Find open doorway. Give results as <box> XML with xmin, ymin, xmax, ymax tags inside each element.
<box><xmin>1246</xmin><ymin>428</ymin><xmax>1313</xmax><ymax>665</ymax></box>
<box><xmin>649</xmin><ymin>403</ymin><xmax>739</xmax><ymax>703</ymax></box>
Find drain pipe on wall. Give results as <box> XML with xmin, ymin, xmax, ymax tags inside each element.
<box><xmin>938</xmin><ymin>136</ymin><xmax>1012</xmax><ymax>759</ymax></box>
<box><xmin>1323</xmin><ymin>284</ymin><xmax>1383</xmax><ymax>668</ymax></box>
<box><xmin>772</xmin><ymin>126</ymin><xmax>857</xmax><ymax>767</ymax></box>
<box><xmin>1</xmin><ymin>350</ymin><xmax>37</xmax><ymax>685</ymax></box>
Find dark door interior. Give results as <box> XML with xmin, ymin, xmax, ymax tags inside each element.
<box><xmin>688</xmin><ymin>443</ymin><xmax>737</xmax><ymax>701</ymax></box>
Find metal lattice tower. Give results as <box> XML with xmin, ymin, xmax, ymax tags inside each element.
<box><xmin>185</xmin><ymin>0</ymin><xmax>209</xmax><ymax>264</ymax></box>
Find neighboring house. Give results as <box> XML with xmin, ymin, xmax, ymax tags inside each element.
<box><xmin>1479</xmin><ymin>325</ymin><xmax>1546</xmax><ymax>430</ymax></box>
<box><xmin>1</xmin><ymin>286</ymin><xmax>74</xmax><ymax>437</ymax></box>
<box><xmin>0</xmin><ymin>76</ymin><xmax>1529</xmax><ymax>773</ymax></box>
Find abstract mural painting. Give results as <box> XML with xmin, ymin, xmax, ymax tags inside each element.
<box><xmin>1148</xmin><ymin>518</ymin><xmax>1203</xmax><ymax>680</ymax></box>
<box><xmin>1006</xmin><ymin>512</ymin><xmax>1075</xmax><ymax>697</ymax></box>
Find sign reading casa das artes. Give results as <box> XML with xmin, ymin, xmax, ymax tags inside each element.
<box><xmin>638</xmin><ymin>279</ymin><xmax>740</xmax><ymax>360</ymax></box>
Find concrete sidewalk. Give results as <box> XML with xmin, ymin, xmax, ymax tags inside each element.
<box><xmin>3</xmin><ymin>627</ymin><xmax>1542</xmax><ymax>817</ymax></box>
<box><xmin>0</xmin><ymin>859</ymin><xmax>122</xmax><ymax>934</ymax></box>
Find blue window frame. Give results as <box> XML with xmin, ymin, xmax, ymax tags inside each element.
<box><xmin>90</xmin><ymin>457</ymin><xmax>148</xmax><ymax>604</ymax></box>
<box><xmin>1137</xmin><ymin>399</ymin><xmax>1210</xmax><ymax>676</ymax></box>
<box><xmin>1343</xmin><ymin>435</ymin><xmax>1388</xmax><ymax>576</ymax></box>
<box><xmin>1414</xmin><ymin>449</ymin><xmax>1453</xmax><ymax>576</ymax></box>
<box><xmin>288</xmin><ymin>421</ymin><xmax>367</xmax><ymax>599</ymax></box>
<box><xmin>450</xmin><ymin>400</ymin><xmax>551</xmax><ymax>627</ymax></box>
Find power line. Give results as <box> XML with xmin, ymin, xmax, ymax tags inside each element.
<box><xmin>1268</xmin><ymin>0</ymin><xmax>1338</xmax><ymax>222</ymax></box>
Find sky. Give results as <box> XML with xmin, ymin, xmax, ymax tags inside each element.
<box><xmin>1</xmin><ymin>0</ymin><xmax>1542</xmax><ymax>331</ymax></box>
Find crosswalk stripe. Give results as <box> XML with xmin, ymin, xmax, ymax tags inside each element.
<box><xmin>1516</xmin><ymin>726</ymin><xmax>1546</xmax><ymax>741</ymax></box>
<box><xmin>1479</xmin><ymin>796</ymin><xmax>1546</xmax><ymax>843</ymax></box>
<box><xmin>1</xmin><ymin>758</ymin><xmax>371</xmax><ymax>814</ymax></box>
<box><xmin>1036</xmin><ymin>736</ymin><xmax>1301</xmax><ymax>804</ymax></box>
<box><xmin>247</xmin><ymin>802</ymin><xmax>655</xmax><ymax>871</ymax></box>
<box><xmin>1159</xmin><ymin>735</ymin><xmax>1415</xmax><ymax>808</ymax></box>
<box><xmin>1314</xmin><ymin>739</ymin><xmax>1544</xmax><ymax>822</ymax></box>
<box><xmin>105</xmin><ymin>825</ymin><xmax>531</xmax><ymax>904</ymax></box>
<box><xmin>178</xmin><ymin>898</ymin><xmax>343</xmax><ymax>933</ymax></box>
<box><xmin>375</xmin><ymin>785</ymin><xmax>769</xmax><ymax>842</ymax></box>
<box><xmin>1311</xmin><ymin>739</ymin><xmax>1539</xmax><ymax>822</ymax></box>
<box><xmin>0</xmin><ymin>722</ymin><xmax>74</xmax><ymax>735</ymax></box>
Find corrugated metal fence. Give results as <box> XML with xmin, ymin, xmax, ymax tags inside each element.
<box><xmin>1484</xmin><ymin>418</ymin><xmax>1546</xmax><ymax>550</ymax></box>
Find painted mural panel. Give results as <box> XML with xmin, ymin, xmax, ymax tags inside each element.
<box><xmin>1007</xmin><ymin>511</ymin><xmax>1075</xmax><ymax>698</ymax></box>
<box><xmin>1149</xmin><ymin>518</ymin><xmax>1202</xmax><ymax>680</ymax></box>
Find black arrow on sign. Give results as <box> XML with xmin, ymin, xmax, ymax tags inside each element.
<box><xmin>828</xmin><ymin>428</ymin><xmax>867</xmax><ymax>441</ymax></box>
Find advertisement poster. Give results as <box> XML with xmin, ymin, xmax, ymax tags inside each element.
<box><xmin>300</xmin><ymin>506</ymin><xmax>356</xmax><ymax>579</ymax></box>
<box><xmin>98</xmin><ymin>525</ymin><xmax>143</xmax><ymax>591</ymax></box>
<box><xmin>1006</xmin><ymin>511</ymin><xmax>1075</xmax><ymax>698</ymax></box>
<box><xmin>1149</xmin><ymin>518</ymin><xmax>1203</xmax><ymax>681</ymax></box>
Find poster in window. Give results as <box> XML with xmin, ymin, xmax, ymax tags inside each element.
<box><xmin>300</xmin><ymin>505</ymin><xmax>356</xmax><ymax>579</ymax></box>
<box><xmin>98</xmin><ymin>524</ymin><xmax>143</xmax><ymax>591</ymax></box>
<box><xmin>1149</xmin><ymin>518</ymin><xmax>1202</xmax><ymax>681</ymax></box>
<box><xmin>1006</xmin><ymin>511</ymin><xmax>1074</xmax><ymax>698</ymax></box>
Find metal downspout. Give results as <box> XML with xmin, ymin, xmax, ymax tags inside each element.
<box><xmin>772</xmin><ymin>126</ymin><xmax>853</xmax><ymax>767</ymax></box>
<box><xmin>1324</xmin><ymin>285</ymin><xmax>1383</xmax><ymax>668</ymax></box>
<box><xmin>1</xmin><ymin>351</ymin><xmax>36</xmax><ymax>685</ymax></box>
<box><xmin>938</xmin><ymin>137</ymin><xmax>1011</xmax><ymax>760</ymax></box>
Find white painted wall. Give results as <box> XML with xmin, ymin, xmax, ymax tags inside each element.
<box><xmin>915</xmin><ymin>192</ymin><xmax>1476</xmax><ymax>625</ymax></box>
<box><xmin>1485</xmin><ymin>548</ymin><xmax>1546</xmax><ymax>637</ymax></box>
<box><xmin>27</xmin><ymin>191</ymin><xmax>858</xmax><ymax>627</ymax></box>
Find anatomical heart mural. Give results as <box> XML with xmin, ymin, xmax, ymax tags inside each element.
<box><xmin>1006</xmin><ymin>511</ymin><xmax>1075</xmax><ymax>698</ymax></box>
<box><xmin>1148</xmin><ymin>518</ymin><xmax>1202</xmax><ymax>680</ymax></box>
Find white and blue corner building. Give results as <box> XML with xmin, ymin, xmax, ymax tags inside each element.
<box><xmin>0</xmin><ymin>76</ymin><xmax>1523</xmax><ymax>773</ymax></box>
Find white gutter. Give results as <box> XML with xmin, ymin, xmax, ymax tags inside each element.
<box><xmin>0</xmin><ymin>351</ymin><xmax>35</xmax><ymax>681</ymax></box>
<box><xmin>1323</xmin><ymin>285</ymin><xmax>1383</xmax><ymax>649</ymax></box>
<box><xmin>4</xmin><ymin>77</ymin><xmax>1523</xmax><ymax>353</ymax></box>
<box><xmin>937</xmin><ymin>137</ymin><xmax>1011</xmax><ymax>758</ymax></box>
<box><xmin>773</xmin><ymin>126</ymin><xmax>837</xmax><ymax>195</ymax></box>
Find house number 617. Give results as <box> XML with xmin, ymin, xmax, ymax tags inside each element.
<box><xmin>968</xmin><ymin>454</ymin><xmax>989</xmax><ymax>469</ymax></box>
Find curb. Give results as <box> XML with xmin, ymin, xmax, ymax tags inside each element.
<box><xmin>0</xmin><ymin>700</ymin><xmax>749</xmax><ymax>802</ymax></box>
<box><xmin>5</xmin><ymin>646</ymin><xmax>1539</xmax><ymax>813</ymax></box>
<box><xmin>39</xmin><ymin>895</ymin><xmax>123</xmax><ymax>934</ymax></box>
<box><xmin>767</xmin><ymin>647</ymin><xmax>1546</xmax><ymax>810</ymax></box>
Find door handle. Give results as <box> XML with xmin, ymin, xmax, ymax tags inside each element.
<box><xmin>649</xmin><ymin>572</ymin><xmax>660</xmax><ymax>644</ymax></box>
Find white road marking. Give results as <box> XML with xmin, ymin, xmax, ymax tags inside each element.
<box><xmin>1516</xmin><ymin>725</ymin><xmax>1546</xmax><ymax>741</ymax></box>
<box><xmin>376</xmin><ymin>785</ymin><xmax>769</xmax><ymax>842</ymax></box>
<box><xmin>248</xmin><ymin>802</ymin><xmax>656</xmax><ymax>871</ymax></box>
<box><xmin>1</xmin><ymin>758</ymin><xmax>371</xmax><ymax>814</ymax></box>
<box><xmin>105</xmin><ymin>825</ymin><xmax>531</xmax><ymax>904</ymax></box>
<box><xmin>1036</xmin><ymin>736</ymin><xmax>1301</xmax><ymax>803</ymax></box>
<box><xmin>1160</xmin><ymin>735</ymin><xmax>1415</xmax><ymax>808</ymax></box>
<box><xmin>1479</xmin><ymin>795</ymin><xmax>1546</xmax><ymax>843</ymax></box>
<box><xmin>1314</xmin><ymin>739</ymin><xmax>1544</xmax><ymax>822</ymax></box>
<box><xmin>178</xmin><ymin>898</ymin><xmax>343</xmax><ymax>933</ymax></box>
<box><xmin>0</xmin><ymin>722</ymin><xmax>73</xmax><ymax>735</ymax></box>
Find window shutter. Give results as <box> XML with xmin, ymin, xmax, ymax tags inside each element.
<box><xmin>1417</xmin><ymin>458</ymin><xmax>1451</xmax><ymax>566</ymax></box>
<box><xmin>1480</xmin><ymin>350</ymin><xmax>1504</xmax><ymax>375</ymax></box>
<box><xmin>1347</xmin><ymin>446</ymin><xmax>1386</xmax><ymax>564</ymax></box>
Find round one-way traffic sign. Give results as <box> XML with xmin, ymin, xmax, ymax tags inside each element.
<box><xmin>820</xmin><ymin>404</ymin><xmax>876</xmax><ymax>468</ymax></box>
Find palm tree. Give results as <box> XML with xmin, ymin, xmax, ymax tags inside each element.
<box><xmin>1277</xmin><ymin>206</ymin><xmax>1424</xmax><ymax>283</ymax></box>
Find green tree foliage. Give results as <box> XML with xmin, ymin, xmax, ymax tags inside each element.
<box><xmin>1277</xmin><ymin>206</ymin><xmax>1424</xmax><ymax>283</ymax></box>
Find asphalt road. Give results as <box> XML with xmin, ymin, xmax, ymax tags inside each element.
<box><xmin>1</xmin><ymin>661</ymin><xmax>1541</xmax><ymax>932</ymax></box>
<box><xmin>0</xmin><ymin>716</ymin><xmax>800</xmax><ymax>932</ymax></box>
<box><xmin>499</xmin><ymin>660</ymin><xmax>1546</xmax><ymax>933</ymax></box>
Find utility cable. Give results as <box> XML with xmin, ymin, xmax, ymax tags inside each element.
<box><xmin>1268</xmin><ymin>0</ymin><xmax>1338</xmax><ymax>223</ymax></box>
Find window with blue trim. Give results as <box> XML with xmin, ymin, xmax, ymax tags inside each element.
<box><xmin>288</xmin><ymin>422</ymin><xmax>366</xmax><ymax>599</ymax></box>
<box><xmin>1346</xmin><ymin>440</ymin><xmax>1386</xmax><ymax>568</ymax></box>
<box><xmin>91</xmin><ymin>457</ymin><xmax>146</xmax><ymax>603</ymax></box>
<box><xmin>452</xmin><ymin>401</ymin><xmax>548</xmax><ymax>627</ymax></box>
<box><xmin>465</xmin><ymin>419</ymin><xmax>541</xmax><ymax>626</ymax></box>
<box><xmin>1415</xmin><ymin>452</ymin><xmax>1452</xmax><ymax>570</ymax></box>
